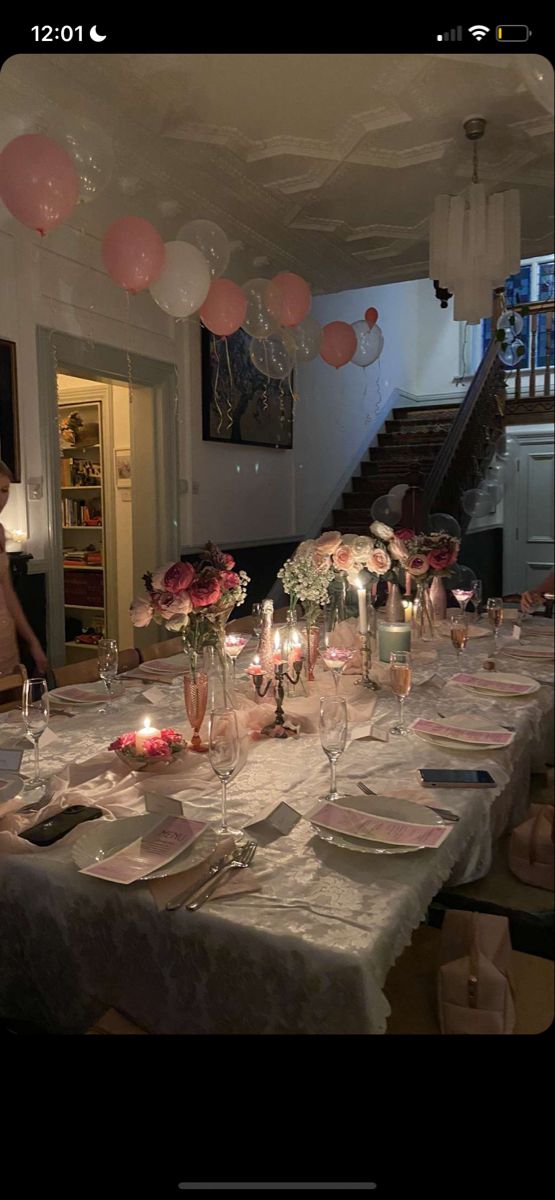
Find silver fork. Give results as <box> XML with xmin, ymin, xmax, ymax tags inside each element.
<box><xmin>165</xmin><ymin>848</ymin><xmax>236</xmax><ymax>911</ymax></box>
<box><xmin>186</xmin><ymin>840</ymin><xmax>257</xmax><ymax>911</ymax></box>
<box><xmin>437</xmin><ymin>709</ymin><xmax>515</xmax><ymax>732</ymax></box>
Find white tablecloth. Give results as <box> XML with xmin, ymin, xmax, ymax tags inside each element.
<box><xmin>0</xmin><ymin>619</ymin><xmax>552</xmax><ymax>1035</ymax></box>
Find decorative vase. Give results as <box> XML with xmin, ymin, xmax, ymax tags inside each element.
<box><xmin>183</xmin><ymin>670</ymin><xmax>208</xmax><ymax>752</ymax></box>
<box><xmin>429</xmin><ymin>576</ymin><xmax>447</xmax><ymax>621</ymax></box>
<box><xmin>305</xmin><ymin>623</ymin><xmax>320</xmax><ymax>682</ymax></box>
<box><xmin>385</xmin><ymin>582</ymin><xmax>405</xmax><ymax>622</ymax></box>
<box><xmin>412</xmin><ymin>581</ymin><xmax>435</xmax><ymax>640</ymax></box>
<box><xmin>257</xmin><ymin>598</ymin><xmax>275</xmax><ymax>677</ymax></box>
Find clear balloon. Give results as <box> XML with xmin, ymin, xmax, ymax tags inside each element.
<box><xmin>177</xmin><ymin>218</ymin><xmax>230</xmax><ymax>279</ymax></box>
<box><xmin>320</xmin><ymin>321</ymin><xmax>357</xmax><ymax>369</ymax></box>
<box><xmin>249</xmin><ymin>333</ymin><xmax>294</xmax><ymax>380</ymax></box>
<box><xmin>495</xmin><ymin>432</ymin><xmax>517</xmax><ymax>460</ymax></box>
<box><xmin>57</xmin><ymin>119</ymin><xmax>115</xmax><ymax>204</ymax></box>
<box><xmin>486</xmin><ymin>481</ymin><xmax>504</xmax><ymax>506</ymax></box>
<box><xmin>389</xmin><ymin>483</ymin><xmax>409</xmax><ymax>501</ymax></box>
<box><xmin>486</xmin><ymin>458</ymin><xmax>506</xmax><ymax>486</ymax></box>
<box><xmin>497</xmin><ymin>310</ymin><xmax>523</xmax><ymax>338</ymax></box>
<box><xmin>498</xmin><ymin>338</ymin><xmax>525</xmax><ymax>368</ymax></box>
<box><xmin>290</xmin><ymin>315</ymin><xmax>322</xmax><ymax>363</ymax></box>
<box><xmin>273</xmin><ymin>272</ymin><xmax>311</xmax><ymax>327</ymax></box>
<box><xmin>371</xmin><ymin>494</ymin><xmax>401</xmax><ymax>524</ymax></box>
<box><xmin>150</xmin><ymin>240</ymin><xmax>210</xmax><ymax>316</ymax></box>
<box><xmin>351</xmin><ymin>320</ymin><xmax>384</xmax><ymax>367</ymax></box>
<box><xmin>242</xmin><ymin>277</ymin><xmax>282</xmax><ymax>339</ymax></box>
<box><xmin>103</xmin><ymin>216</ymin><xmax>165</xmax><ymax>293</ymax></box>
<box><xmin>425</xmin><ymin>512</ymin><xmax>461</xmax><ymax>538</ymax></box>
<box><xmin>461</xmin><ymin>489</ymin><xmax>492</xmax><ymax>518</ymax></box>
<box><xmin>449</xmin><ymin>563</ymin><xmax>479</xmax><ymax>591</ymax></box>
<box><xmin>0</xmin><ymin>133</ymin><xmax>79</xmax><ymax>234</ymax></box>
<box><xmin>200</xmin><ymin>278</ymin><xmax>247</xmax><ymax>336</ymax></box>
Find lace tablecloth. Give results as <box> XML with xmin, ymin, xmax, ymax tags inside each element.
<box><xmin>0</xmin><ymin>620</ymin><xmax>552</xmax><ymax>1035</ymax></box>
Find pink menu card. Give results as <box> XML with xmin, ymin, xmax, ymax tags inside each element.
<box><xmin>310</xmin><ymin>801</ymin><xmax>451</xmax><ymax>848</ymax></box>
<box><xmin>451</xmin><ymin>673</ymin><xmax>533</xmax><ymax>694</ymax></box>
<box><xmin>80</xmin><ymin>816</ymin><xmax>207</xmax><ymax>884</ymax></box>
<box><xmin>411</xmin><ymin>718</ymin><xmax>513</xmax><ymax>746</ymax></box>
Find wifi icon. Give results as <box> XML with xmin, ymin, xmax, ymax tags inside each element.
<box><xmin>468</xmin><ymin>24</ymin><xmax>490</xmax><ymax>40</ymax></box>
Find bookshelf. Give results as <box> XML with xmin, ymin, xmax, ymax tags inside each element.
<box><xmin>58</xmin><ymin>400</ymin><xmax>107</xmax><ymax>662</ymax></box>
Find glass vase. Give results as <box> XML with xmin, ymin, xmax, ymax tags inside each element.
<box><xmin>385</xmin><ymin>581</ymin><xmax>405</xmax><ymax>622</ymax></box>
<box><xmin>184</xmin><ymin>670</ymin><xmax>208</xmax><ymax>752</ymax></box>
<box><xmin>429</xmin><ymin>576</ymin><xmax>447</xmax><ymax>621</ymax></box>
<box><xmin>305</xmin><ymin>622</ymin><xmax>320</xmax><ymax>682</ymax></box>
<box><xmin>412</xmin><ymin>581</ymin><xmax>435</xmax><ymax>640</ymax></box>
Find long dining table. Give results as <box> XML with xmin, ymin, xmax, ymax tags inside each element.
<box><xmin>0</xmin><ymin>615</ymin><xmax>552</xmax><ymax>1035</ymax></box>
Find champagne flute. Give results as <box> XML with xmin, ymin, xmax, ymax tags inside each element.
<box><xmin>451</xmin><ymin>582</ymin><xmax>476</xmax><ymax>614</ymax></box>
<box><xmin>319</xmin><ymin>696</ymin><xmax>348</xmax><ymax>801</ymax></box>
<box><xmin>224</xmin><ymin>634</ymin><xmax>249</xmax><ymax>688</ymax></box>
<box><xmin>21</xmin><ymin>677</ymin><xmax>50</xmax><ymax>795</ymax></box>
<box><xmin>98</xmin><ymin>638</ymin><xmax>118</xmax><ymax>710</ymax></box>
<box><xmin>208</xmin><ymin>708</ymin><xmax>244</xmax><ymax>838</ymax></box>
<box><xmin>450</xmin><ymin>613</ymin><xmax>469</xmax><ymax>660</ymax></box>
<box><xmin>318</xmin><ymin>645</ymin><xmax>354</xmax><ymax>693</ymax></box>
<box><xmin>251</xmin><ymin>603</ymin><xmax>262</xmax><ymax>639</ymax></box>
<box><xmin>486</xmin><ymin>597</ymin><xmax>504</xmax><ymax>654</ymax></box>
<box><xmin>389</xmin><ymin>651</ymin><xmax>412</xmax><ymax>736</ymax></box>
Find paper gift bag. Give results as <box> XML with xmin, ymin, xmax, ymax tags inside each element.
<box><xmin>438</xmin><ymin>912</ymin><xmax>516</xmax><ymax>1034</ymax></box>
<box><xmin>509</xmin><ymin>804</ymin><xmax>554</xmax><ymax>891</ymax></box>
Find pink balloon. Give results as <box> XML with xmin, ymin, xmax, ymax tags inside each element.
<box><xmin>102</xmin><ymin>216</ymin><xmax>165</xmax><ymax>294</ymax></box>
<box><xmin>365</xmin><ymin>306</ymin><xmax>379</xmax><ymax>329</ymax></box>
<box><xmin>320</xmin><ymin>321</ymin><xmax>357</xmax><ymax>368</ymax></box>
<box><xmin>0</xmin><ymin>133</ymin><xmax>79</xmax><ymax>235</ymax></box>
<box><xmin>200</xmin><ymin>278</ymin><xmax>247</xmax><ymax>336</ymax></box>
<box><xmin>273</xmin><ymin>271</ymin><xmax>312</xmax><ymax>327</ymax></box>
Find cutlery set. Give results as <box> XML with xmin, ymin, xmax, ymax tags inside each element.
<box><xmin>165</xmin><ymin>840</ymin><xmax>257</xmax><ymax>912</ymax></box>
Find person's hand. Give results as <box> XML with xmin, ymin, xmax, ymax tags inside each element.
<box><xmin>29</xmin><ymin>639</ymin><xmax>48</xmax><ymax>675</ymax></box>
<box><xmin>521</xmin><ymin>590</ymin><xmax>542</xmax><ymax>613</ymax></box>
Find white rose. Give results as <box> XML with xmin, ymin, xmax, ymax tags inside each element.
<box><xmin>370</xmin><ymin>521</ymin><xmax>394</xmax><ymax>542</ymax></box>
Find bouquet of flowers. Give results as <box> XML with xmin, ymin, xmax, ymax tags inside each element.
<box><xmin>130</xmin><ymin>542</ymin><xmax>249</xmax><ymax>664</ymax></box>
<box><xmin>109</xmin><ymin>728</ymin><xmax>185</xmax><ymax>770</ymax></box>
<box><xmin>394</xmin><ymin>529</ymin><xmax>459</xmax><ymax>583</ymax></box>
<box><xmin>278</xmin><ymin>541</ymin><xmax>336</xmax><ymax>627</ymax></box>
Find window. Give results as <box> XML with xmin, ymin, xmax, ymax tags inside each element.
<box><xmin>481</xmin><ymin>255</ymin><xmax>554</xmax><ymax>370</ymax></box>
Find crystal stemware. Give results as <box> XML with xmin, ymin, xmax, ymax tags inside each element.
<box><xmin>319</xmin><ymin>696</ymin><xmax>348</xmax><ymax>801</ymax></box>
<box><xmin>251</xmin><ymin>603</ymin><xmax>262</xmax><ymax>640</ymax></box>
<box><xmin>98</xmin><ymin>638</ymin><xmax>118</xmax><ymax>711</ymax></box>
<box><xmin>450</xmin><ymin>613</ymin><xmax>469</xmax><ymax>660</ymax></box>
<box><xmin>184</xmin><ymin>670</ymin><xmax>208</xmax><ymax>752</ymax></box>
<box><xmin>451</xmin><ymin>584</ymin><xmax>476</xmax><ymax>614</ymax></box>
<box><xmin>208</xmin><ymin>707</ymin><xmax>244</xmax><ymax>838</ymax></box>
<box><xmin>21</xmin><ymin>676</ymin><xmax>50</xmax><ymax>796</ymax></box>
<box><xmin>389</xmin><ymin>650</ymin><xmax>412</xmax><ymax>736</ymax></box>
<box><xmin>224</xmin><ymin>634</ymin><xmax>249</xmax><ymax>688</ymax></box>
<box><xmin>486</xmin><ymin>597</ymin><xmax>504</xmax><ymax>654</ymax></box>
<box><xmin>318</xmin><ymin>646</ymin><xmax>354</xmax><ymax>693</ymax></box>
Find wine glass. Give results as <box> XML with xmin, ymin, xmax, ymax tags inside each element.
<box><xmin>21</xmin><ymin>677</ymin><xmax>50</xmax><ymax>796</ymax></box>
<box><xmin>450</xmin><ymin>565</ymin><xmax>477</xmax><ymax>614</ymax></box>
<box><xmin>389</xmin><ymin>651</ymin><xmax>412</xmax><ymax>736</ymax></box>
<box><xmin>319</xmin><ymin>696</ymin><xmax>348</xmax><ymax>801</ymax></box>
<box><xmin>251</xmin><ymin>603</ymin><xmax>262</xmax><ymax>640</ymax></box>
<box><xmin>486</xmin><ymin>597</ymin><xmax>504</xmax><ymax>654</ymax></box>
<box><xmin>208</xmin><ymin>707</ymin><xmax>243</xmax><ymax>838</ymax></box>
<box><xmin>318</xmin><ymin>645</ymin><xmax>354</xmax><ymax>693</ymax></box>
<box><xmin>98</xmin><ymin>638</ymin><xmax>118</xmax><ymax>710</ymax></box>
<box><xmin>224</xmin><ymin>634</ymin><xmax>249</xmax><ymax>688</ymax></box>
<box><xmin>452</xmin><ymin>581</ymin><xmax>476</xmax><ymax>613</ymax></box>
<box><xmin>450</xmin><ymin>613</ymin><xmax>469</xmax><ymax>660</ymax></box>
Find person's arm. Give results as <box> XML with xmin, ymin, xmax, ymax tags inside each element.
<box><xmin>2</xmin><ymin>565</ymin><xmax>48</xmax><ymax>672</ymax></box>
<box><xmin>521</xmin><ymin>569</ymin><xmax>555</xmax><ymax>612</ymax></box>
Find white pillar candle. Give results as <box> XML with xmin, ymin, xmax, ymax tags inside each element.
<box><xmin>135</xmin><ymin>718</ymin><xmax>161</xmax><ymax>754</ymax></box>
<box><xmin>403</xmin><ymin>599</ymin><xmax>413</xmax><ymax>623</ymax></box>
<box><xmin>357</xmin><ymin>583</ymin><xmax>368</xmax><ymax>634</ymax></box>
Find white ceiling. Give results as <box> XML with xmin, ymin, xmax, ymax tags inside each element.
<box><xmin>1</xmin><ymin>53</ymin><xmax>553</xmax><ymax>293</ymax></box>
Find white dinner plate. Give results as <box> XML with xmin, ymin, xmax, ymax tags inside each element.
<box><xmin>72</xmin><ymin>813</ymin><xmax>221</xmax><ymax>880</ymax></box>
<box><xmin>452</xmin><ymin>671</ymin><xmax>540</xmax><ymax>697</ymax></box>
<box><xmin>310</xmin><ymin>793</ymin><xmax>442</xmax><ymax>855</ymax></box>
<box><xmin>49</xmin><ymin>683</ymin><xmax>110</xmax><ymax>705</ymax></box>
<box><xmin>411</xmin><ymin>713</ymin><xmax>513</xmax><ymax>752</ymax></box>
<box><xmin>0</xmin><ymin>774</ymin><xmax>26</xmax><ymax>804</ymax></box>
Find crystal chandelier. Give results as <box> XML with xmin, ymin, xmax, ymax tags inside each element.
<box><xmin>428</xmin><ymin>117</ymin><xmax>521</xmax><ymax>324</ymax></box>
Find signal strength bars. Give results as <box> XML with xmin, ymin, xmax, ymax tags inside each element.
<box><xmin>437</xmin><ymin>27</ymin><xmax>462</xmax><ymax>41</ymax></box>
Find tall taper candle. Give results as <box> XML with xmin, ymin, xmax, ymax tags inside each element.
<box><xmin>357</xmin><ymin>583</ymin><xmax>368</xmax><ymax>634</ymax></box>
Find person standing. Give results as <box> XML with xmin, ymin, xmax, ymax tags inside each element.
<box><xmin>0</xmin><ymin>460</ymin><xmax>47</xmax><ymax>675</ymax></box>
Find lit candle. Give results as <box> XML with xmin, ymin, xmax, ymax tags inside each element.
<box><xmin>135</xmin><ymin>717</ymin><xmax>161</xmax><ymax>754</ymax></box>
<box><xmin>357</xmin><ymin>579</ymin><xmax>368</xmax><ymax>634</ymax></box>
<box><xmin>290</xmin><ymin>633</ymin><xmax>303</xmax><ymax>663</ymax></box>
<box><xmin>402</xmin><ymin>599</ymin><xmax>413</xmax><ymax>623</ymax></box>
<box><xmin>246</xmin><ymin>654</ymin><xmax>263</xmax><ymax>678</ymax></box>
<box><xmin>272</xmin><ymin>630</ymin><xmax>285</xmax><ymax>665</ymax></box>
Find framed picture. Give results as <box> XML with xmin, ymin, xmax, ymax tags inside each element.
<box><xmin>115</xmin><ymin>448</ymin><xmax>132</xmax><ymax>488</ymax></box>
<box><xmin>201</xmin><ymin>326</ymin><xmax>293</xmax><ymax>448</ymax></box>
<box><xmin>0</xmin><ymin>338</ymin><xmax>20</xmax><ymax>481</ymax></box>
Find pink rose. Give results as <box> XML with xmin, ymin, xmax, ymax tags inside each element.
<box><xmin>389</xmin><ymin>537</ymin><xmax>409</xmax><ymax>563</ymax></box>
<box><xmin>406</xmin><ymin>553</ymin><xmax>430</xmax><ymax>577</ymax></box>
<box><xmin>160</xmin><ymin>729</ymin><xmax>183</xmax><ymax>746</ymax></box>
<box><xmin>312</xmin><ymin>548</ymin><xmax>330</xmax><ymax>570</ymax></box>
<box><xmin>109</xmin><ymin>732</ymin><xmax>135</xmax><ymax>751</ymax></box>
<box><xmin>143</xmin><ymin>736</ymin><xmax>171</xmax><ymax>758</ymax></box>
<box><xmin>156</xmin><ymin>590</ymin><xmax>192</xmax><ymax>620</ymax></box>
<box><xmin>130</xmin><ymin>596</ymin><xmax>153</xmax><ymax>628</ymax></box>
<box><xmin>395</xmin><ymin>528</ymin><xmax>416</xmax><ymax>543</ymax></box>
<box><xmin>220</xmin><ymin>571</ymin><xmax>241</xmax><ymax>590</ymax></box>
<box><xmin>315</xmin><ymin>530</ymin><xmax>342</xmax><ymax>554</ymax></box>
<box><xmin>367</xmin><ymin>547</ymin><xmax>391</xmax><ymax>575</ymax></box>
<box><xmin>334</xmin><ymin>543</ymin><xmax>355</xmax><ymax>571</ymax></box>
<box><xmin>428</xmin><ymin>547</ymin><xmax>457</xmax><ymax>571</ymax></box>
<box><xmin>189</xmin><ymin>576</ymin><xmax>222</xmax><ymax>607</ymax></box>
<box><xmin>222</xmin><ymin>553</ymin><xmax>235</xmax><ymax>570</ymax></box>
<box><xmin>151</xmin><ymin>562</ymin><xmax>174</xmax><ymax>591</ymax></box>
<box><xmin>163</xmin><ymin>561</ymin><xmax>195</xmax><ymax>593</ymax></box>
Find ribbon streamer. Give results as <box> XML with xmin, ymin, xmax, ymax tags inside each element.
<box><xmin>211</xmin><ymin>334</ymin><xmax>224</xmax><ymax>435</ymax></box>
<box><xmin>223</xmin><ymin>337</ymin><xmax>235</xmax><ymax>432</ymax></box>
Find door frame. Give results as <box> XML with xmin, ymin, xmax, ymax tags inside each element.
<box><xmin>503</xmin><ymin>423</ymin><xmax>554</xmax><ymax>595</ymax></box>
<box><xmin>36</xmin><ymin>327</ymin><xmax>179</xmax><ymax>665</ymax></box>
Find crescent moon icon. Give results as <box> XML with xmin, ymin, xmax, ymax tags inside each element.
<box><xmin>90</xmin><ymin>26</ymin><xmax>107</xmax><ymax>42</ymax></box>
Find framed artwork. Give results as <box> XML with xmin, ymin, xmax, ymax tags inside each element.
<box><xmin>0</xmin><ymin>338</ymin><xmax>20</xmax><ymax>481</ymax></box>
<box><xmin>115</xmin><ymin>448</ymin><xmax>132</xmax><ymax>488</ymax></box>
<box><xmin>201</xmin><ymin>326</ymin><xmax>293</xmax><ymax>449</ymax></box>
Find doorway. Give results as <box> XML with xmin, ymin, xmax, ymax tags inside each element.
<box><xmin>37</xmin><ymin>329</ymin><xmax>180</xmax><ymax>666</ymax></box>
<box><xmin>503</xmin><ymin>424</ymin><xmax>555</xmax><ymax>595</ymax></box>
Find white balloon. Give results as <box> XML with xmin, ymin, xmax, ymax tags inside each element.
<box><xmin>177</xmin><ymin>218</ymin><xmax>230</xmax><ymax>279</ymax></box>
<box><xmin>495</xmin><ymin>433</ymin><xmax>517</xmax><ymax>460</ymax></box>
<box><xmin>249</xmin><ymin>334</ymin><xmax>294</xmax><ymax>380</ymax></box>
<box><xmin>242</xmin><ymin>278</ymin><xmax>281</xmax><ymax>339</ymax></box>
<box><xmin>425</xmin><ymin>512</ymin><xmax>461</xmax><ymax>538</ymax></box>
<box><xmin>351</xmin><ymin>321</ymin><xmax>384</xmax><ymax>367</ymax></box>
<box><xmin>57</xmin><ymin>118</ymin><xmax>115</xmax><ymax>203</ymax></box>
<box><xmin>290</xmin><ymin>315</ymin><xmax>322</xmax><ymax>363</ymax></box>
<box><xmin>150</xmin><ymin>240</ymin><xmax>211</xmax><ymax>318</ymax></box>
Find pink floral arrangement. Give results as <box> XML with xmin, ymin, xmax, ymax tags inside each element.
<box><xmin>130</xmin><ymin>542</ymin><xmax>249</xmax><ymax>657</ymax></box>
<box><xmin>109</xmin><ymin>728</ymin><xmax>185</xmax><ymax>765</ymax></box>
<box><xmin>399</xmin><ymin>530</ymin><xmax>460</xmax><ymax>583</ymax></box>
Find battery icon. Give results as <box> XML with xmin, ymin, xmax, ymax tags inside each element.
<box><xmin>496</xmin><ymin>25</ymin><xmax>530</xmax><ymax>41</ymax></box>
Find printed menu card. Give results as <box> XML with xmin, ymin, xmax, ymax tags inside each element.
<box><xmin>80</xmin><ymin>816</ymin><xmax>207</xmax><ymax>884</ymax></box>
<box><xmin>310</xmin><ymin>801</ymin><xmax>451</xmax><ymax>848</ymax></box>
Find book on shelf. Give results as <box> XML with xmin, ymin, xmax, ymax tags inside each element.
<box><xmin>61</xmin><ymin>497</ymin><xmax>102</xmax><ymax>526</ymax></box>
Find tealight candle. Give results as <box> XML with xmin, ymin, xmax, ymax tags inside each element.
<box><xmin>377</xmin><ymin>622</ymin><xmax>411</xmax><ymax>663</ymax></box>
<box><xmin>402</xmin><ymin>599</ymin><xmax>413</xmax><ymax>623</ymax></box>
<box><xmin>135</xmin><ymin>718</ymin><xmax>161</xmax><ymax>754</ymax></box>
<box><xmin>357</xmin><ymin>580</ymin><xmax>368</xmax><ymax>634</ymax></box>
<box><xmin>246</xmin><ymin>655</ymin><xmax>263</xmax><ymax>678</ymax></box>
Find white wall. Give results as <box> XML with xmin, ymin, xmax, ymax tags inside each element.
<box><xmin>112</xmin><ymin>383</ymin><xmax>133</xmax><ymax>646</ymax></box>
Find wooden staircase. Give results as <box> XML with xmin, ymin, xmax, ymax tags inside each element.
<box><xmin>332</xmin><ymin>404</ymin><xmax>459</xmax><ymax>534</ymax></box>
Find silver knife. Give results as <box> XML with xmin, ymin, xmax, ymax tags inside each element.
<box><xmin>357</xmin><ymin>780</ymin><xmax>459</xmax><ymax>823</ymax></box>
<box><xmin>186</xmin><ymin>841</ymin><xmax>257</xmax><ymax>911</ymax></box>
<box><xmin>165</xmin><ymin>851</ymin><xmax>234</xmax><ymax>911</ymax></box>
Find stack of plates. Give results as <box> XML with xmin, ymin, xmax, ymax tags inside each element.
<box><xmin>309</xmin><ymin>793</ymin><xmax>445</xmax><ymax>856</ymax></box>
<box><xmin>49</xmin><ymin>683</ymin><xmax>111</xmax><ymax>707</ymax></box>
<box><xmin>133</xmin><ymin>660</ymin><xmax>184</xmax><ymax>682</ymax></box>
<box><xmin>410</xmin><ymin>714</ymin><xmax>515</xmax><ymax>751</ymax></box>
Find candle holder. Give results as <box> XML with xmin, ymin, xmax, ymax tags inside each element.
<box><xmin>357</xmin><ymin>630</ymin><xmax>379</xmax><ymax>691</ymax></box>
<box><xmin>250</xmin><ymin>658</ymin><xmax>304</xmax><ymax>737</ymax></box>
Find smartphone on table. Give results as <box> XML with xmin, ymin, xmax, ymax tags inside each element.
<box><xmin>418</xmin><ymin>769</ymin><xmax>496</xmax><ymax>789</ymax></box>
<box><xmin>18</xmin><ymin>805</ymin><xmax>104</xmax><ymax>846</ymax></box>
